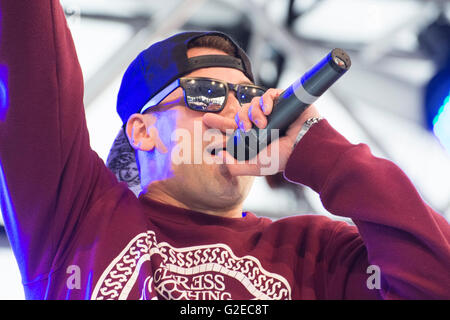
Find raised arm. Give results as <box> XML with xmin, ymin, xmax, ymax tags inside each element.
<box><xmin>284</xmin><ymin>119</ymin><xmax>450</xmax><ymax>299</ymax></box>
<box><xmin>0</xmin><ymin>0</ymin><xmax>116</xmax><ymax>284</ymax></box>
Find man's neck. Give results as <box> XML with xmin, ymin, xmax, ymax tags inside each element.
<box><xmin>142</xmin><ymin>185</ymin><xmax>244</xmax><ymax>219</ymax></box>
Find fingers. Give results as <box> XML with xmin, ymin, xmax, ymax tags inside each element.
<box><xmin>217</xmin><ymin>134</ymin><xmax>292</xmax><ymax>177</ymax></box>
<box><xmin>216</xmin><ymin>150</ymin><xmax>261</xmax><ymax>176</ymax></box>
<box><xmin>202</xmin><ymin>112</ymin><xmax>237</xmax><ymax>133</ymax></box>
<box><xmin>259</xmin><ymin>88</ymin><xmax>282</xmax><ymax>116</ymax></box>
<box><xmin>235</xmin><ymin>88</ymin><xmax>283</xmax><ymax>131</ymax></box>
<box><xmin>202</xmin><ymin>87</ymin><xmax>284</xmax><ymax>137</ymax></box>
<box><xmin>247</xmin><ymin>100</ymin><xmax>266</xmax><ymax>129</ymax></box>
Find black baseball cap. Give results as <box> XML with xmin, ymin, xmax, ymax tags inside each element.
<box><xmin>116</xmin><ymin>31</ymin><xmax>255</xmax><ymax>125</ymax></box>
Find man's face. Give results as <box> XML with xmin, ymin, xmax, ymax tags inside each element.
<box><xmin>139</xmin><ymin>47</ymin><xmax>255</xmax><ymax>214</ymax></box>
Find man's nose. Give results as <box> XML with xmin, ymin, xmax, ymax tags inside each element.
<box><xmin>219</xmin><ymin>92</ymin><xmax>240</xmax><ymax>120</ymax></box>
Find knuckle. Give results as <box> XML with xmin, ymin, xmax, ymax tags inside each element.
<box><xmin>239</xmin><ymin>109</ymin><xmax>249</xmax><ymax>120</ymax></box>
<box><xmin>259</xmin><ymin>96</ymin><xmax>264</xmax><ymax>107</ymax></box>
<box><xmin>236</xmin><ymin>111</ymin><xmax>248</xmax><ymax>126</ymax></box>
<box><xmin>252</xmin><ymin>96</ymin><xmax>261</xmax><ymax>104</ymax></box>
<box><xmin>247</xmin><ymin>105</ymin><xmax>253</xmax><ymax>120</ymax></box>
<box><xmin>266</xmin><ymin>88</ymin><xmax>282</xmax><ymax>98</ymax></box>
<box><xmin>234</xmin><ymin>113</ymin><xmax>240</xmax><ymax>125</ymax></box>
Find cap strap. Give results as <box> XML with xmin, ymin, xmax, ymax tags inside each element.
<box><xmin>186</xmin><ymin>55</ymin><xmax>247</xmax><ymax>75</ymax></box>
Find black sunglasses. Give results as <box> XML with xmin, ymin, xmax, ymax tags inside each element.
<box><xmin>140</xmin><ymin>77</ymin><xmax>266</xmax><ymax>113</ymax></box>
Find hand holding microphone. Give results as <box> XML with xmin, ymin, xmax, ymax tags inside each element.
<box><xmin>227</xmin><ymin>48</ymin><xmax>352</xmax><ymax>162</ymax></box>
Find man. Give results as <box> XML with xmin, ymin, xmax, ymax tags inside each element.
<box><xmin>0</xmin><ymin>1</ymin><xmax>449</xmax><ymax>300</ymax></box>
<box><xmin>120</xmin><ymin>33</ymin><xmax>316</xmax><ymax>218</ymax></box>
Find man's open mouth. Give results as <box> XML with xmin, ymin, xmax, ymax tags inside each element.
<box><xmin>207</xmin><ymin>143</ymin><xmax>227</xmax><ymax>156</ymax></box>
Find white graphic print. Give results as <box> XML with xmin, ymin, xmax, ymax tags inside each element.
<box><xmin>91</xmin><ymin>231</ymin><xmax>292</xmax><ymax>300</ymax></box>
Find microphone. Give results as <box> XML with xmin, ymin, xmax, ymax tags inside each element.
<box><xmin>226</xmin><ymin>48</ymin><xmax>351</xmax><ymax>161</ymax></box>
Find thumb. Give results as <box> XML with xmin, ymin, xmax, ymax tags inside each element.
<box><xmin>217</xmin><ymin>139</ymin><xmax>285</xmax><ymax>177</ymax></box>
<box><xmin>217</xmin><ymin>150</ymin><xmax>261</xmax><ymax>176</ymax></box>
<box><xmin>202</xmin><ymin>113</ymin><xmax>237</xmax><ymax>133</ymax></box>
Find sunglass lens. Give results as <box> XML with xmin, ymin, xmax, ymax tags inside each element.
<box><xmin>184</xmin><ymin>79</ymin><xmax>227</xmax><ymax>112</ymax></box>
<box><xmin>237</xmin><ymin>86</ymin><xmax>265</xmax><ymax>105</ymax></box>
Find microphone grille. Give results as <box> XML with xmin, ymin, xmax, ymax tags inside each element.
<box><xmin>331</xmin><ymin>48</ymin><xmax>352</xmax><ymax>70</ymax></box>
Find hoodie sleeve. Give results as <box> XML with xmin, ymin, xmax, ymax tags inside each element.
<box><xmin>0</xmin><ymin>0</ymin><xmax>118</xmax><ymax>284</ymax></box>
<box><xmin>284</xmin><ymin>119</ymin><xmax>450</xmax><ymax>299</ymax></box>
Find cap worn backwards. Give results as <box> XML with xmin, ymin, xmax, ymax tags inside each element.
<box><xmin>116</xmin><ymin>31</ymin><xmax>255</xmax><ymax>125</ymax></box>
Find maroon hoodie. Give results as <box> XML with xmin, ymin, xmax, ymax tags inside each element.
<box><xmin>0</xmin><ymin>1</ymin><xmax>449</xmax><ymax>300</ymax></box>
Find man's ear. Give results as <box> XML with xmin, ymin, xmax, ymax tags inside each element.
<box><xmin>125</xmin><ymin>113</ymin><xmax>156</xmax><ymax>152</ymax></box>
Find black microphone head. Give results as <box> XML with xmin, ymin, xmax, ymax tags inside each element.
<box><xmin>300</xmin><ymin>49</ymin><xmax>351</xmax><ymax>97</ymax></box>
<box><xmin>330</xmin><ymin>48</ymin><xmax>352</xmax><ymax>72</ymax></box>
<box><xmin>226</xmin><ymin>49</ymin><xmax>352</xmax><ymax>161</ymax></box>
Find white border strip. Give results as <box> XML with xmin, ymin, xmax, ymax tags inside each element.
<box><xmin>291</xmin><ymin>78</ymin><xmax>319</xmax><ymax>105</ymax></box>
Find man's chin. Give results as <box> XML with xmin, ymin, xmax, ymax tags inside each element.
<box><xmin>217</xmin><ymin>162</ymin><xmax>236</xmax><ymax>183</ymax></box>
<box><xmin>215</xmin><ymin>165</ymin><xmax>253</xmax><ymax>201</ymax></box>
<box><xmin>171</xmin><ymin>161</ymin><xmax>253</xmax><ymax>208</ymax></box>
